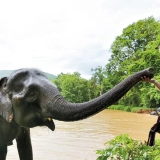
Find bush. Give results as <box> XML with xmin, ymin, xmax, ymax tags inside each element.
<box><xmin>124</xmin><ymin>107</ymin><xmax>131</xmax><ymax>112</ymax></box>
<box><xmin>108</xmin><ymin>105</ymin><xmax>156</xmax><ymax>113</ymax></box>
<box><xmin>130</xmin><ymin>107</ymin><xmax>144</xmax><ymax>113</ymax></box>
<box><xmin>96</xmin><ymin>134</ymin><xmax>160</xmax><ymax>160</ymax></box>
<box><xmin>108</xmin><ymin>105</ymin><xmax>131</xmax><ymax>112</ymax></box>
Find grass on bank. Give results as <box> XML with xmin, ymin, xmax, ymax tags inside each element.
<box><xmin>96</xmin><ymin>134</ymin><xmax>160</xmax><ymax>160</ymax></box>
<box><xmin>108</xmin><ymin>105</ymin><xmax>156</xmax><ymax>113</ymax></box>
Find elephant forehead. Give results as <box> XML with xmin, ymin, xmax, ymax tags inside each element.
<box><xmin>7</xmin><ymin>70</ymin><xmax>29</xmax><ymax>87</ymax></box>
<box><xmin>7</xmin><ymin>69</ymin><xmax>48</xmax><ymax>89</ymax></box>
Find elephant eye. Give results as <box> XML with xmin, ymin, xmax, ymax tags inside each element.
<box><xmin>26</xmin><ymin>90</ymin><xmax>38</xmax><ymax>102</ymax></box>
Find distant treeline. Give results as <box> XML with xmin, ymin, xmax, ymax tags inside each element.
<box><xmin>53</xmin><ymin>16</ymin><xmax>160</xmax><ymax>108</ymax></box>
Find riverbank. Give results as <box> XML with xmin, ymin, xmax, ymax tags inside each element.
<box><xmin>108</xmin><ymin>105</ymin><xmax>156</xmax><ymax>114</ymax></box>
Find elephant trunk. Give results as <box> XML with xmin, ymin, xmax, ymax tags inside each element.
<box><xmin>45</xmin><ymin>68</ymin><xmax>153</xmax><ymax>121</ymax></box>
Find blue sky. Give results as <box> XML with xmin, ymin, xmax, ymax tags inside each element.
<box><xmin>0</xmin><ymin>0</ymin><xmax>160</xmax><ymax>79</ymax></box>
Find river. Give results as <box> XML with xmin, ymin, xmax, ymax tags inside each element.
<box><xmin>7</xmin><ymin>110</ymin><xmax>160</xmax><ymax>160</ymax></box>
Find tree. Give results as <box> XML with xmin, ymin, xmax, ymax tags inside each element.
<box><xmin>91</xmin><ymin>66</ymin><xmax>106</xmax><ymax>96</ymax></box>
<box><xmin>53</xmin><ymin>72</ymin><xmax>90</xmax><ymax>103</ymax></box>
<box><xmin>106</xmin><ymin>17</ymin><xmax>160</xmax><ymax>74</ymax></box>
<box><xmin>105</xmin><ymin>16</ymin><xmax>160</xmax><ymax>107</ymax></box>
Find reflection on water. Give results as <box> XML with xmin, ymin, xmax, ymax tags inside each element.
<box><xmin>7</xmin><ymin>110</ymin><xmax>160</xmax><ymax>160</ymax></box>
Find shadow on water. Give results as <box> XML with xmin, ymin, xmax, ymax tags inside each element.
<box><xmin>7</xmin><ymin>110</ymin><xmax>160</xmax><ymax>160</ymax></box>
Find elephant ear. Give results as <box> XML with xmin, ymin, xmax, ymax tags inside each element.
<box><xmin>0</xmin><ymin>77</ymin><xmax>13</xmax><ymax>123</ymax></box>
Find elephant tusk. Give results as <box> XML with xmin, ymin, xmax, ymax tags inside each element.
<box><xmin>16</xmin><ymin>96</ymin><xmax>19</xmax><ymax>101</ymax></box>
<box><xmin>48</xmin><ymin>117</ymin><xmax>51</xmax><ymax>121</ymax></box>
<box><xmin>8</xmin><ymin>113</ymin><xmax>13</xmax><ymax>123</ymax></box>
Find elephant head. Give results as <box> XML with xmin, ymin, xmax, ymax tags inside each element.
<box><xmin>4</xmin><ymin>68</ymin><xmax>153</xmax><ymax>131</ymax></box>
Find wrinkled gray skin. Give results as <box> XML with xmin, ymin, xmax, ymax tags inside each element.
<box><xmin>0</xmin><ymin>67</ymin><xmax>153</xmax><ymax>159</ymax></box>
<box><xmin>0</xmin><ymin>78</ymin><xmax>33</xmax><ymax>160</ymax></box>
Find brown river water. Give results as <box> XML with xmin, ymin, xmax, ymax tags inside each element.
<box><xmin>7</xmin><ymin>110</ymin><xmax>160</xmax><ymax>160</ymax></box>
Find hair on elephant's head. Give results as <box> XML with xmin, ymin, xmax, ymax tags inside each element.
<box><xmin>4</xmin><ymin>68</ymin><xmax>154</xmax><ymax>130</ymax></box>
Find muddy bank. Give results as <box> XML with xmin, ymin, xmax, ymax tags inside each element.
<box><xmin>136</xmin><ymin>109</ymin><xmax>155</xmax><ymax>114</ymax></box>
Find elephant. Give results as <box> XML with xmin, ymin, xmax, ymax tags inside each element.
<box><xmin>0</xmin><ymin>67</ymin><xmax>153</xmax><ymax>159</ymax></box>
<box><xmin>0</xmin><ymin>77</ymin><xmax>33</xmax><ymax>160</ymax></box>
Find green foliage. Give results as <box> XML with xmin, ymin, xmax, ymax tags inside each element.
<box><xmin>96</xmin><ymin>134</ymin><xmax>160</xmax><ymax>160</ymax></box>
<box><xmin>139</xmin><ymin>75</ymin><xmax>160</xmax><ymax>108</ymax></box>
<box><xmin>102</xmin><ymin>16</ymin><xmax>160</xmax><ymax>107</ymax></box>
<box><xmin>53</xmin><ymin>16</ymin><xmax>160</xmax><ymax>107</ymax></box>
<box><xmin>87</xmin><ymin>75</ymin><xmax>101</xmax><ymax>99</ymax></box>
<box><xmin>53</xmin><ymin>70</ymin><xmax>108</xmax><ymax>103</ymax></box>
<box><xmin>108</xmin><ymin>105</ymin><xmax>155</xmax><ymax>113</ymax></box>
<box><xmin>107</xmin><ymin>16</ymin><xmax>160</xmax><ymax>74</ymax></box>
<box><xmin>108</xmin><ymin>105</ymin><xmax>131</xmax><ymax>112</ymax></box>
<box><xmin>53</xmin><ymin>72</ymin><xmax>90</xmax><ymax>103</ymax></box>
<box><xmin>91</xmin><ymin>66</ymin><xmax>107</xmax><ymax>96</ymax></box>
<box><xmin>108</xmin><ymin>105</ymin><xmax>125</xmax><ymax>110</ymax></box>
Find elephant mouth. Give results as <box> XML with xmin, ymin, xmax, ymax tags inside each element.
<box><xmin>44</xmin><ymin>118</ymin><xmax>55</xmax><ymax>131</ymax></box>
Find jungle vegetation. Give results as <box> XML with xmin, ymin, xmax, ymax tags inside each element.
<box><xmin>96</xmin><ymin>134</ymin><xmax>160</xmax><ymax>160</ymax></box>
<box><xmin>53</xmin><ymin>16</ymin><xmax>160</xmax><ymax>109</ymax></box>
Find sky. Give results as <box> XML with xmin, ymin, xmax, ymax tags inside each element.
<box><xmin>0</xmin><ymin>0</ymin><xmax>160</xmax><ymax>79</ymax></box>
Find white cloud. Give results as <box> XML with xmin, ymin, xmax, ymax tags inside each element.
<box><xmin>0</xmin><ymin>0</ymin><xmax>160</xmax><ymax>78</ymax></box>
